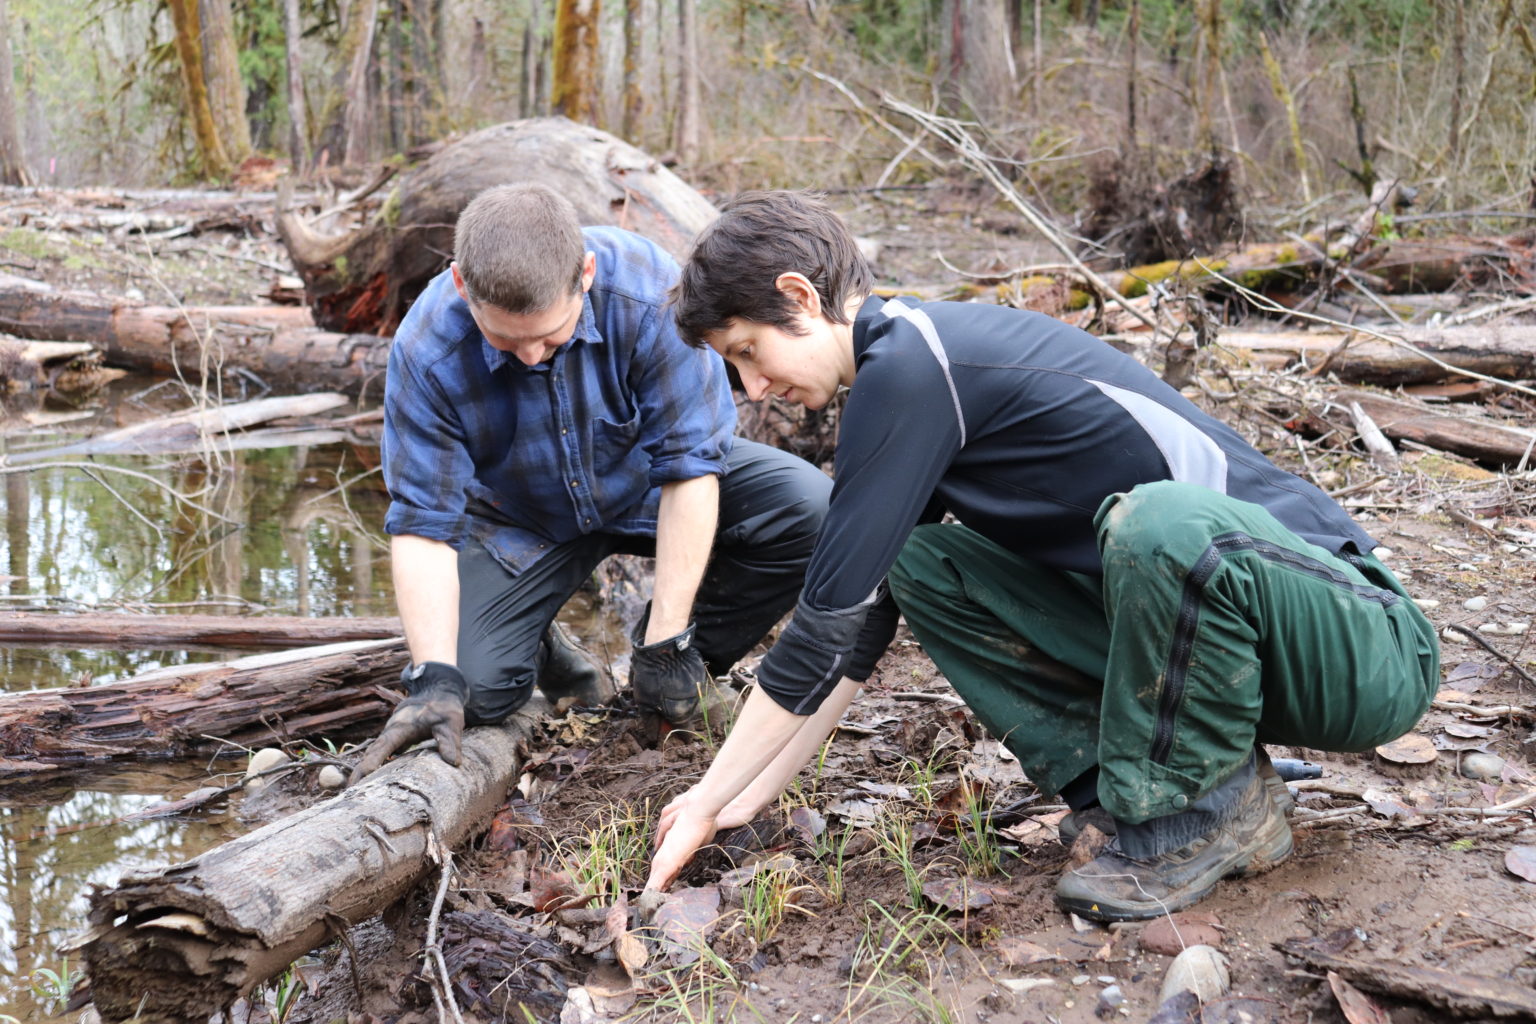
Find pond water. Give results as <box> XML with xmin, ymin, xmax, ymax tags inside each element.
<box><xmin>0</xmin><ymin>375</ymin><xmax>395</xmax><ymax>1022</ymax></box>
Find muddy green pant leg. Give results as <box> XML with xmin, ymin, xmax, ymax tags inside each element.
<box><xmin>1095</xmin><ymin>482</ymin><xmax>1440</xmax><ymax>823</ymax></box>
<box><xmin>887</xmin><ymin>523</ymin><xmax>1109</xmax><ymax>796</ymax></box>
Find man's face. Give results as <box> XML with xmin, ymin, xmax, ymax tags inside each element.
<box><xmin>707</xmin><ymin>315</ymin><xmax>848</xmax><ymax>411</ymax></box>
<box><xmin>452</xmin><ymin>255</ymin><xmax>595</xmax><ymax>367</ymax></box>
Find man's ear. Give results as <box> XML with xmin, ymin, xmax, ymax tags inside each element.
<box><xmin>579</xmin><ymin>252</ymin><xmax>597</xmax><ymax>293</ymax></box>
<box><xmin>774</xmin><ymin>272</ymin><xmax>823</xmax><ymax>319</ymax></box>
<box><xmin>450</xmin><ymin>263</ymin><xmax>471</xmax><ymax>303</ymax></box>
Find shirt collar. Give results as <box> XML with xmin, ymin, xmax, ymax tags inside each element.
<box><xmin>479</xmin><ymin>290</ymin><xmax>603</xmax><ymax>373</ymax></box>
<box><xmin>852</xmin><ymin>294</ymin><xmax>889</xmax><ymax>361</ymax></box>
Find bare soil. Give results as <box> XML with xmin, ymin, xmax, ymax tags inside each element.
<box><xmin>6</xmin><ymin>187</ymin><xmax>1536</xmax><ymax>1024</ymax></box>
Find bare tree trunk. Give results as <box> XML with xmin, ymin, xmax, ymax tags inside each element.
<box><xmin>674</xmin><ymin>0</ymin><xmax>699</xmax><ymax>164</ymax></box>
<box><xmin>199</xmin><ymin>0</ymin><xmax>253</xmax><ymax>164</ymax></box>
<box><xmin>1447</xmin><ymin>0</ymin><xmax>1465</xmax><ymax>167</ymax></box>
<box><xmin>553</xmin><ymin>0</ymin><xmax>601</xmax><ymax>125</ymax></box>
<box><xmin>622</xmin><ymin>0</ymin><xmax>645</xmax><ymax>143</ymax></box>
<box><xmin>1124</xmin><ymin>0</ymin><xmax>1138</xmax><ymax>153</ymax></box>
<box><xmin>1031</xmin><ymin>0</ymin><xmax>1043</xmax><ymax>120</ymax></box>
<box><xmin>0</xmin><ymin>0</ymin><xmax>30</xmax><ymax>186</ymax></box>
<box><xmin>939</xmin><ymin>0</ymin><xmax>1014</xmax><ymax>119</ymax></box>
<box><xmin>342</xmin><ymin>0</ymin><xmax>381</xmax><ymax>166</ymax></box>
<box><xmin>166</xmin><ymin>0</ymin><xmax>233</xmax><ymax>179</ymax></box>
<box><xmin>387</xmin><ymin>0</ymin><xmax>406</xmax><ymax>151</ymax></box>
<box><xmin>282</xmin><ymin>0</ymin><xmax>310</xmax><ymax>171</ymax></box>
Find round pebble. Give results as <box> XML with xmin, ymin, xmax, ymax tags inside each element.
<box><xmin>1160</xmin><ymin>945</ymin><xmax>1230</xmax><ymax>1004</ymax></box>
<box><xmin>317</xmin><ymin>765</ymin><xmax>347</xmax><ymax>789</ymax></box>
<box><xmin>1464</xmin><ymin>596</ymin><xmax>1489</xmax><ymax>612</ymax></box>
<box><xmin>245</xmin><ymin>747</ymin><xmax>291</xmax><ymax>779</ymax></box>
<box><xmin>1374</xmin><ymin>546</ymin><xmax>1394</xmax><ymax>561</ymax></box>
<box><xmin>1098</xmin><ymin>985</ymin><xmax>1126</xmax><ymax>1012</ymax></box>
<box><xmin>1460</xmin><ymin>753</ymin><xmax>1505</xmax><ymax>780</ymax></box>
<box><xmin>1072</xmin><ymin>974</ymin><xmax>1091</xmax><ymax>985</ymax></box>
<box><xmin>1413</xmin><ymin>598</ymin><xmax>1440</xmax><ymax>610</ymax></box>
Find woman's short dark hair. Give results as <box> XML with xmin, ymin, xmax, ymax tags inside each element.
<box><xmin>671</xmin><ymin>190</ymin><xmax>872</xmax><ymax>347</ymax></box>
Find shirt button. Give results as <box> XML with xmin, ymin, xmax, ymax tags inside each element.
<box><xmin>1172</xmin><ymin>794</ymin><xmax>1190</xmax><ymax>809</ymax></box>
<box><xmin>570</xmin><ymin>480</ymin><xmax>579</xmax><ymax>488</ymax></box>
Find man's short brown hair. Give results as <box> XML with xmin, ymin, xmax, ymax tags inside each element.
<box><xmin>671</xmin><ymin>190</ymin><xmax>872</xmax><ymax>347</ymax></box>
<box><xmin>453</xmin><ymin>184</ymin><xmax>586</xmax><ymax>313</ymax></box>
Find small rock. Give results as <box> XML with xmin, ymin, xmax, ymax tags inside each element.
<box><xmin>124</xmin><ymin>286</ymin><xmax>145</xmax><ymax>302</ymax></box>
<box><xmin>317</xmin><ymin>765</ymin><xmax>346</xmax><ymax>789</ymax></box>
<box><xmin>1413</xmin><ymin>598</ymin><xmax>1440</xmax><ymax>610</ymax></box>
<box><xmin>1442</xmin><ymin>628</ymin><xmax>1469</xmax><ymax>644</ymax></box>
<box><xmin>245</xmin><ymin>747</ymin><xmax>291</xmax><ymax>779</ymax></box>
<box><xmin>1096</xmin><ymin>975</ymin><xmax>1116</xmax><ymax>984</ymax></box>
<box><xmin>1097</xmin><ymin>984</ymin><xmax>1126</xmax><ymax>1015</ymax></box>
<box><xmin>998</xmin><ymin>978</ymin><xmax>1055</xmax><ymax>994</ymax></box>
<box><xmin>1464</xmin><ymin>595</ymin><xmax>1489</xmax><ymax>612</ymax></box>
<box><xmin>1460</xmin><ymin>752</ymin><xmax>1505</xmax><ymax>780</ymax></box>
<box><xmin>1073</xmin><ymin>974</ymin><xmax>1091</xmax><ymax>985</ymax></box>
<box><xmin>1373</xmin><ymin>546</ymin><xmax>1392</xmax><ymax>560</ymax></box>
<box><xmin>1141</xmin><ymin>911</ymin><xmax>1223</xmax><ymax>955</ymax></box>
<box><xmin>1159</xmin><ymin>944</ymin><xmax>1230</xmax><ymax>1004</ymax></box>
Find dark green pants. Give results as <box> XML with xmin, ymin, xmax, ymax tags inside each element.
<box><xmin>887</xmin><ymin>482</ymin><xmax>1439</xmax><ymax>824</ymax></box>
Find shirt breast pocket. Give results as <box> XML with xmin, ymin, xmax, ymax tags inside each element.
<box><xmin>589</xmin><ymin>412</ymin><xmax>646</xmax><ymax>477</ymax></box>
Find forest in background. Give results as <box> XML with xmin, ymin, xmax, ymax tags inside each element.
<box><xmin>0</xmin><ymin>0</ymin><xmax>1533</xmax><ymax>245</ymax></box>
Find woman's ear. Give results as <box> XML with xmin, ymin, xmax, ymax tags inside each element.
<box><xmin>773</xmin><ymin>272</ymin><xmax>823</xmax><ymax>318</ymax></box>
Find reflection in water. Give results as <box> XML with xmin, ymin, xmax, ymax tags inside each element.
<box><xmin>0</xmin><ymin>376</ymin><xmax>394</xmax><ymax>1021</ymax></box>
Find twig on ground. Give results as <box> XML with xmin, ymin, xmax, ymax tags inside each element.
<box><xmin>876</xmin><ymin>95</ymin><xmax>1156</xmax><ymax>333</ymax></box>
<box><xmin>1442</xmin><ymin>624</ymin><xmax>1536</xmax><ymax>691</ymax></box>
<box><xmin>422</xmin><ymin>835</ymin><xmax>466</xmax><ymax>1024</ymax></box>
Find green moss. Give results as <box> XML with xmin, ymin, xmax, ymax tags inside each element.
<box><xmin>0</xmin><ymin>227</ymin><xmax>64</xmax><ymax>260</ymax></box>
<box><xmin>1276</xmin><ymin>245</ymin><xmax>1298</xmax><ymax>263</ymax></box>
<box><xmin>334</xmin><ymin>255</ymin><xmax>349</xmax><ymax>278</ymax></box>
<box><xmin>378</xmin><ymin>186</ymin><xmax>403</xmax><ymax>228</ymax></box>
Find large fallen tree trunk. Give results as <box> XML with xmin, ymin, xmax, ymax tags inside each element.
<box><xmin>1225</xmin><ymin>324</ymin><xmax>1536</xmax><ymax>386</ymax></box>
<box><xmin>0</xmin><ymin>639</ymin><xmax>406</xmax><ymax>782</ymax></box>
<box><xmin>72</xmin><ymin>698</ymin><xmax>546</xmax><ymax>1024</ymax></box>
<box><xmin>0</xmin><ymin>273</ymin><xmax>389</xmax><ymax>396</ymax></box>
<box><xmin>0</xmin><ymin>612</ymin><xmax>401</xmax><ymax>647</ymax></box>
<box><xmin>278</xmin><ymin>117</ymin><xmax>721</xmax><ymax>334</ymax></box>
<box><xmin>1329</xmin><ymin>389</ymin><xmax>1536</xmax><ymax>467</ymax></box>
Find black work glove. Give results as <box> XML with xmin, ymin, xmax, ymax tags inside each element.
<box><xmin>348</xmin><ymin>662</ymin><xmax>468</xmax><ymax>785</ymax></box>
<box><xmin>629</xmin><ymin>620</ymin><xmax>712</xmax><ymax>724</ymax></box>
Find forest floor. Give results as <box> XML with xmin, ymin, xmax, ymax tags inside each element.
<box><xmin>5</xmin><ymin>184</ymin><xmax>1536</xmax><ymax>1024</ymax></box>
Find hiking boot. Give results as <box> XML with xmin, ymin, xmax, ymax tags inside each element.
<box><xmin>1054</xmin><ymin>767</ymin><xmax>1293</xmax><ymax>922</ymax></box>
<box><xmin>536</xmin><ymin>621</ymin><xmax>615</xmax><ymax>707</ymax></box>
<box><xmin>1058</xmin><ymin>750</ymin><xmax>1294</xmax><ymax>848</ymax></box>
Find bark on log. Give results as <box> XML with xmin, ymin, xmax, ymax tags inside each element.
<box><xmin>0</xmin><ymin>638</ymin><xmax>406</xmax><ymax>782</ymax></box>
<box><xmin>1279</xmin><ymin>936</ymin><xmax>1536</xmax><ymax>1018</ymax></box>
<box><xmin>1330</xmin><ymin>389</ymin><xmax>1536</xmax><ymax>467</ymax></box>
<box><xmin>0</xmin><ymin>272</ymin><xmax>390</xmax><ymax>396</ymax></box>
<box><xmin>278</xmin><ymin>117</ymin><xmax>720</xmax><ymax>334</ymax></box>
<box><xmin>1225</xmin><ymin>324</ymin><xmax>1536</xmax><ymax>386</ymax></box>
<box><xmin>0</xmin><ymin>612</ymin><xmax>401</xmax><ymax>647</ymax></box>
<box><xmin>72</xmin><ymin>699</ymin><xmax>546</xmax><ymax>1024</ymax></box>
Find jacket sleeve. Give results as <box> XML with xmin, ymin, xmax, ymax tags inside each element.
<box><xmin>755</xmin><ymin>339</ymin><xmax>964</xmax><ymax>714</ymax></box>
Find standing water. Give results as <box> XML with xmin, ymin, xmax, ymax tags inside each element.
<box><xmin>0</xmin><ymin>375</ymin><xmax>394</xmax><ymax>1023</ymax></box>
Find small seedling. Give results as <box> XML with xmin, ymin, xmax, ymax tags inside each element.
<box><xmin>29</xmin><ymin>958</ymin><xmax>77</xmax><ymax>1012</ymax></box>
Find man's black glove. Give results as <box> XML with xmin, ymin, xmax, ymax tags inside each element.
<box><xmin>348</xmin><ymin>662</ymin><xmax>468</xmax><ymax>785</ymax></box>
<box><xmin>629</xmin><ymin>619</ymin><xmax>712</xmax><ymax>724</ymax></box>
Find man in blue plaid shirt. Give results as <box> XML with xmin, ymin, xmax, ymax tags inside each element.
<box><xmin>351</xmin><ymin>184</ymin><xmax>831</xmax><ymax>780</ymax></box>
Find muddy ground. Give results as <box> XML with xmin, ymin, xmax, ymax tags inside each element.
<box><xmin>5</xmin><ymin>185</ymin><xmax>1536</xmax><ymax>1024</ymax></box>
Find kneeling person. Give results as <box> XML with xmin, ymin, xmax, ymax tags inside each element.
<box><xmin>645</xmin><ymin>190</ymin><xmax>1439</xmax><ymax>921</ymax></box>
<box><xmin>352</xmin><ymin>184</ymin><xmax>832</xmax><ymax>781</ymax></box>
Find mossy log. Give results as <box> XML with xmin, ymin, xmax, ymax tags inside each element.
<box><xmin>72</xmin><ymin>699</ymin><xmax>545</xmax><ymax>1024</ymax></box>
<box><xmin>1224</xmin><ymin>324</ymin><xmax>1536</xmax><ymax>386</ymax></box>
<box><xmin>277</xmin><ymin>117</ymin><xmax>719</xmax><ymax>334</ymax></box>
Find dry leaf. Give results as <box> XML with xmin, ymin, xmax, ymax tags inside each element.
<box><xmin>1375</xmin><ymin>733</ymin><xmax>1437</xmax><ymax>765</ymax></box>
<box><xmin>1506</xmin><ymin>846</ymin><xmax>1536</xmax><ymax>883</ymax></box>
<box><xmin>1328</xmin><ymin>971</ymin><xmax>1392</xmax><ymax>1024</ymax></box>
<box><xmin>922</xmin><ymin>876</ymin><xmax>995</xmax><ymax>912</ymax></box>
<box><xmin>615</xmin><ymin>932</ymin><xmax>648</xmax><ymax>975</ymax></box>
<box><xmin>1362</xmin><ymin>787</ymin><xmax>1423</xmax><ymax>821</ymax></box>
<box><xmin>991</xmin><ymin>936</ymin><xmax>1060</xmax><ymax>966</ymax></box>
<box><xmin>1444</xmin><ymin>662</ymin><xmax>1501</xmax><ymax>691</ymax></box>
<box><xmin>788</xmin><ymin>806</ymin><xmax>826</xmax><ymax>842</ymax></box>
<box><xmin>653</xmin><ymin>885</ymin><xmax>721</xmax><ymax>965</ymax></box>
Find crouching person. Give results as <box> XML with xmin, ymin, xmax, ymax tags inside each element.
<box><xmin>644</xmin><ymin>190</ymin><xmax>1439</xmax><ymax>921</ymax></box>
<box><xmin>350</xmin><ymin>184</ymin><xmax>832</xmax><ymax>783</ymax></box>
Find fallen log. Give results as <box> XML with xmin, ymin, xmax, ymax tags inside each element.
<box><xmin>1278</xmin><ymin>936</ymin><xmax>1536</xmax><ymax>1018</ymax></box>
<box><xmin>5</xmin><ymin>392</ymin><xmax>349</xmax><ymax>463</ymax></box>
<box><xmin>0</xmin><ymin>638</ymin><xmax>406</xmax><ymax>782</ymax></box>
<box><xmin>278</xmin><ymin>116</ymin><xmax>720</xmax><ymax>334</ymax></box>
<box><xmin>0</xmin><ymin>612</ymin><xmax>401</xmax><ymax>647</ymax></box>
<box><xmin>1332</xmin><ymin>390</ymin><xmax>1536</xmax><ymax>467</ymax></box>
<box><xmin>0</xmin><ymin>273</ymin><xmax>390</xmax><ymax>397</ymax></box>
<box><xmin>1225</xmin><ymin>324</ymin><xmax>1536</xmax><ymax>386</ymax></box>
<box><xmin>72</xmin><ymin>697</ymin><xmax>547</xmax><ymax>1024</ymax></box>
<box><xmin>0</xmin><ymin>336</ymin><xmax>126</xmax><ymax>393</ymax></box>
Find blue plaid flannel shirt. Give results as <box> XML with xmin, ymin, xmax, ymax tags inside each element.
<box><xmin>382</xmin><ymin>226</ymin><xmax>736</xmax><ymax>574</ymax></box>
